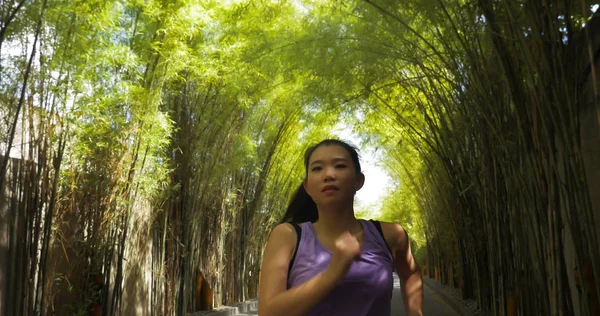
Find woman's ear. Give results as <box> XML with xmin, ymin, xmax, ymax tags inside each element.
<box><xmin>355</xmin><ymin>172</ymin><xmax>365</xmax><ymax>191</ymax></box>
<box><xmin>303</xmin><ymin>178</ymin><xmax>310</xmax><ymax>196</ymax></box>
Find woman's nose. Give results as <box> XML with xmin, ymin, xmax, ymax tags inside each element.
<box><xmin>324</xmin><ymin>166</ymin><xmax>336</xmax><ymax>180</ymax></box>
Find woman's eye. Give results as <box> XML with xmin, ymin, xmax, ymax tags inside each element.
<box><xmin>311</xmin><ymin>166</ymin><xmax>322</xmax><ymax>171</ymax></box>
<box><xmin>336</xmin><ymin>164</ymin><xmax>347</xmax><ymax>169</ymax></box>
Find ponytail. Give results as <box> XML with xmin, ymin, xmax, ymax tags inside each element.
<box><xmin>280</xmin><ymin>182</ymin><xmax>318</xmax><ymax>224</ymax></box>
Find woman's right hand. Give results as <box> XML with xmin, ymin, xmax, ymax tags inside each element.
<box><xmin>327</xmin><ymin>232</ymin><xmax>361</xmax><ymax>280</ymax></box>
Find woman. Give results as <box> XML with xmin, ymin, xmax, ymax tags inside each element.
<box><xmin>258</xmin><ymin>139</ymin><xmax>423</xmax><ymax>316</ymax></box>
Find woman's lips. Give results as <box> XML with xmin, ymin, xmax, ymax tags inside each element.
<box><xmin>322</xmin><ymin>185</ymin><xmax>339</xmax><ymax>192</ymax></box>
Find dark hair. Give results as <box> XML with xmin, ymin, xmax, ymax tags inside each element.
<box><xmin>280</xmin><ymin>139</ymin><xmax>362</xmax><ymax>224</ymax></box>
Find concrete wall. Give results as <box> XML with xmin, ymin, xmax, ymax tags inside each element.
<box><xmin>0</xmin><ymin>156</ymin><xmax>13</xmax><ymax>316</ymax></box>
<box><xmin>563</xmin><ymin>13</ymin><xmax>600</xmax><ymax>316</ymax></box>
<box><xmin>121</xmin><ymin>199</ymin><xmax>154</xmax><ymax>316</ymax></box>
<box><xmin>581</xmin><ymin>12</ymin><xmax>600</xmax><ymax>262</ymax></box>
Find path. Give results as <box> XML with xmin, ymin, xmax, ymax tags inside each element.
<box><xmin>205</xmin><ymin>274</ymin><xmax>473</xmax><ymax>316</ymax></box>
<box><xmin>392</xmin><ymin>274</ymin><xmax>470</xmax><ymax>316</ymax></box>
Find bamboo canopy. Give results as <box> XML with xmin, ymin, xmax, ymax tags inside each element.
<box><xmin>0</xmin><ymin>1</ymin><xmax>599</xmax><ymax>315</ymax></box>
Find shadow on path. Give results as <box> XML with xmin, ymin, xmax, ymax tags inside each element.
<box><xmin>194</xmin><ymin>274</ymin><xmax>478</xmax><ymax>315</ymax></box>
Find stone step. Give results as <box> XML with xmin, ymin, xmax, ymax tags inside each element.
<box><xmin>191</xmin><ymin>299</ymin><xmax>258</xmax><ymax>316</ymax></box>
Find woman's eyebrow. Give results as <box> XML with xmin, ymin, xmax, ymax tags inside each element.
<box><xmin>309</xmin><ymin>158</ymin><xmax>348</xmax><ymax>166</ymax></box>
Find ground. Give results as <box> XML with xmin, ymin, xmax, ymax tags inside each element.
<box><xmin>224</xmin><ymin>274</ymin><xmax>475</xmax><ymax>316</ymax></box>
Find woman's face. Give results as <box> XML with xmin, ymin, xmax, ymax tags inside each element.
<box><xmin>303</xmin><ymin>144</ymin><xmax>364</xmax><ymax>206</ymax></box>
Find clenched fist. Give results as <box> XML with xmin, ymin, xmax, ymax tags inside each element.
<box><xmin>328</xmin><ymin>232</ymin><xmax>361</xmax><ymax>280</ymax></box>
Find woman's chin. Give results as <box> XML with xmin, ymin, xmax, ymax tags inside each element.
<box><xmin>316</xmin><ymin>197</ymin><xmax>352</xmax><ymax>208</ymax></box>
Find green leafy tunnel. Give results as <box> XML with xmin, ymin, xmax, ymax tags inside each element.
<box><xmin>1</xmin><ymin>1</ymin><xmax>599</xmax><ymax>315</ymax></box>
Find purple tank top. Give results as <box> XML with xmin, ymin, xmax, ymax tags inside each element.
<box><xmin>287</xmin><ymin>220</ymin><xmax>394</xmax><ymax>316</ymax></box>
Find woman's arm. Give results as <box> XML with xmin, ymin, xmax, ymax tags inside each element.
<box><xmin>381</xmin><ymin>222</ymin><xmax>424</xmax><ymax>316</ymax></box>
<box><xmin>258</xmin><ymin>224</ymin><xmax>359</xmax><ymax>316</ymax></box>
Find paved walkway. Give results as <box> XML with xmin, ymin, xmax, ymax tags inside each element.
<box><xmin>393</xmin><ymin>274</ymin><xmax>471</xmax><ymax>316</ymax></box>
<box><xmin>196</xmin><ymin>274</ymin><xmax>480</xmax><ymax>315</ymax></box>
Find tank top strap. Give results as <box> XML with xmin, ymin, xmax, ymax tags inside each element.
<box><xmin>361</xmin><ymin>219</ymin><xmax>394</xmax><ymax>261</ymax></box>
<box><xmin>287</xmin><ymin>222</ymin><xmax>302</xmax><ymax>274</ymax></box>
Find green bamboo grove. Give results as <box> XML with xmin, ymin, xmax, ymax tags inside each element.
<box><xmin>1</xmin><ymin>0</ymin><xmax>599</xmax><ymax>315</ymax></box>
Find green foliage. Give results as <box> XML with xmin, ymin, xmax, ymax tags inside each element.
<box><xmin>4</xmin><ymin>0</ymin><xmax>598</xmax><ymax>314</ymax></box>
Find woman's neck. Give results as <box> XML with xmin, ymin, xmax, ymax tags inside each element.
<box><xmin>313</xmin><ymin>203</ymin><xmax>362</xmax><ymax>237</ymax></box>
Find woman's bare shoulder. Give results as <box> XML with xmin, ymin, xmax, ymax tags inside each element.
<box><xmin>264</xmin><ymin>223</ymin><xmax>298</xmax><ymax>251</ymax></box>
<box><xmin>270</xmin><ymin>223</ymin><xmax>297</xmax><ymax>238</ymax></box>
<box><xmin>377</xmin><ymin>221</ymin><xmax>408</xmax><ymax>251</ymax></box>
